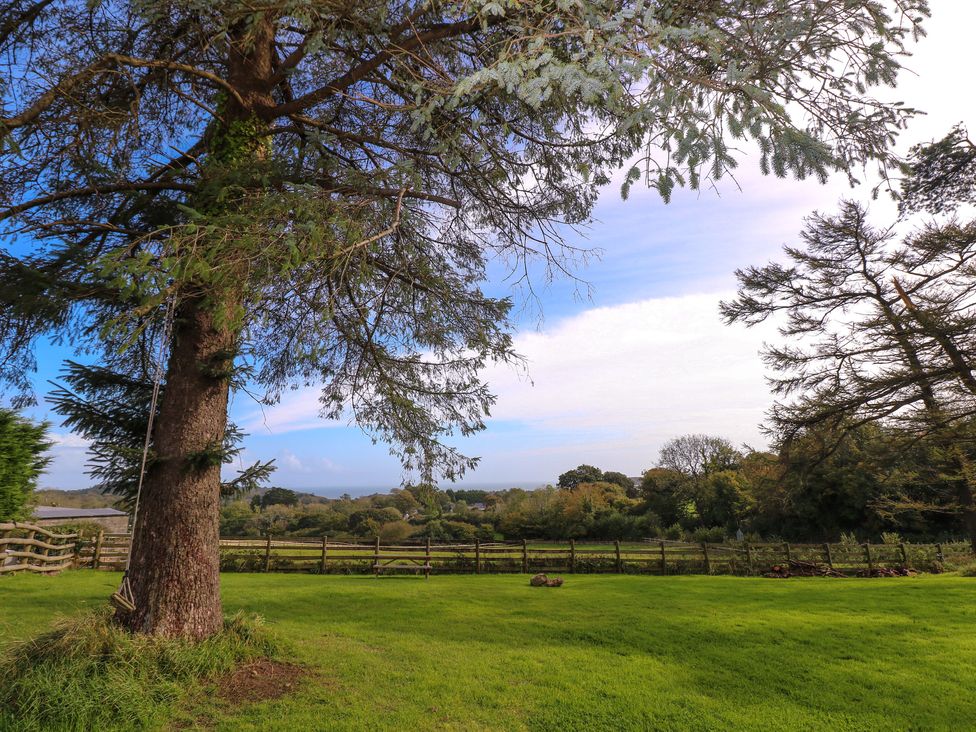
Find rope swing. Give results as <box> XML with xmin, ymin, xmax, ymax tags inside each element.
<box><xmin>111</xmin><ymin>298</ymin><xmax>177</xmax><ymax>613</ymax></box>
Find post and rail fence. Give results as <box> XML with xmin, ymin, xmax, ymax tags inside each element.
<box><xmin>2</xmin><ymin>533</ymin><xmax>959</xmax><ymax>577</ymax></box>
<box><xmin>0</xmin><ymin>522</ymin><xmax>79</xmax><ymax>575</ymax></box>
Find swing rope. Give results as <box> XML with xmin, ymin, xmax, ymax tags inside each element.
<box><xmin>111</xmin><ymin>297</ymin><xmax>177</xmax><ymax>613</ymax></box>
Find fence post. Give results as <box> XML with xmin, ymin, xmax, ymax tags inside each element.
<box><xmin>521</xmin><ymin>538</ymin><xmax>528</xmax><ymax>573</ymax></box>
<box><xmin>899</xmin><ymin>542</ymin><xmax>908</xmax><ymax>568</ymax></box>
<box><xmin>660</xmin><ymin>540</ymin><xmax>667</xmax><ymax>574</ymax></box>
<box><xmin>745</xmin><ymin>542</ymin><xmax>753</xmax><ymax>574</ymax></box>
<box><xmin>863</xmin><ymin>542</ymin><xmax>873</xmax><ymax>575</ymax></box>
<box><xmin>936</xmin><ymin>543</ymin><xmax>944</xmax><ymax>563</ymax></box>
<box><xmin>569</xmin><ymin>539</ymin><xmax>576</xmax><ymax>574</ymax></box>
<box><xmin>425</xmin><ymin>536</ymin><xmax>431</xmax><ymax>569</ymax></box>
<box><xmin>93</xmin><ymin>529</ymin><xmax>104</xmax><ymax>570</ymax></box>
<box><xmin>72</xmin><ymin>530</ymin><xmax>83</xmax><ymax>568</ymax></box>
<box><xmin>320</xmin><ymin>536</ymin><xmax>328</xmax><ymax>574</ymax></box>
<box><xmin>264</xmin><ymin>534</ymin><xmax>273</xmax><ymax>572</ymax></box>
<box><xmin>475</xmin><ymin>539</ymin><xmax>481</xmax><ymax>574</ymax></box>
<box><xmin>823</xmin><ymin>543</ymin><xmax>833</xmax><ymax>571</ymax></box>
<box><xmin>615</xmin><ymin>540</ymin><xmax>622</xmax><ymax>573</ymax></box>
<box><xmin>784</xmin><ymin>542</ymin><xmax>792</xmax><ymax>565</ymax></box>
<box><xmin>22</xmin><ymin>527</ymin><xmax>35</xmax><ymax>570</ymax></box>
<box><xmin>702</xmin><ymin>542</ymin><xmax>711</xmax><ymax>574</ymax></box>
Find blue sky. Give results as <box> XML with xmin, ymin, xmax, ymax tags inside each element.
<box><xmin>29</xmin><ymin>2</ymin><xmax>976</xmax><ymax>494</ymax></box>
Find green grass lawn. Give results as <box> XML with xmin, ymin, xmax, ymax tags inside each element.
<box><xmin>3</xmin><ymin>571</ymin><xmax>976</xmax><ymax>731</ymax></box>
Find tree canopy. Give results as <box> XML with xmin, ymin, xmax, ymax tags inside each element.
<box><xmin>0</xmin><ymin>0</ymin><xmax>928</xmax><ymax>479</ymax></box>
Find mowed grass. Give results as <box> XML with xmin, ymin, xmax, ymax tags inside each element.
<box><xmin>3</xmin><ymin>572</ymin><xmax>976</xmax><ymax>731</ymax></box>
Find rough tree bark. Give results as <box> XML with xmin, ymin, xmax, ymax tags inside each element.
<box><xmin>118</xmin><ymin>16</ymin><xmax>275</xmax><ymax>638</ymax></box>
<box><xmin>120</xmin><ymin>297</ymin><xmax>236</xmax><ymax>638</ymax></box>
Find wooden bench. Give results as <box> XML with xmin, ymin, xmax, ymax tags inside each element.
<box><xmin>372</xmin><ymin>539</ymin><xmax>432</xmax><ymax>578</ymax></box>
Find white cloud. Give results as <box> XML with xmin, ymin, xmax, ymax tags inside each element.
<box><xmin>40</xmin><ymin>431</ymin><xmax>92</xmax><ymax>489</ymax></box>
<box><xmin>482</xmin><ymin>291</ymin><xmax>774</xmax><ymax>446</ymax></box>
<box><xmin>237</xmin><ymin>291</ymin><xmax>776</xmax><ymax>483</ymax></box>
<box><xmin>270</xmin><ymin>448</ymin><xmax>341</xmax><ymax>478</ymax></box>
<box><xmin>281</xmin><ymin>449</ymin><xmax>305</xmax><ymax>471</ymax></box>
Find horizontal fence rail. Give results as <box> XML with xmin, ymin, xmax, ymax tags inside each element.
<box><xmin>58</xmin><ymin>534</ymin><xmax>976</xmax><ymax>577</ymax></box>
<box><xmin>0</xmin><ymin>522</ymin><xmax>79</xmax><ymax>575</ymax></box>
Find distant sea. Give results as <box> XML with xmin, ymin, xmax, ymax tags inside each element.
<box><xmin>298</xmin><ymin>481</ymin><xmax>551</xmax><ymax>498</ymax></box>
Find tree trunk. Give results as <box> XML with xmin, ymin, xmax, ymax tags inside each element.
<box><xmin>952</xmin><ymin>449</ymin><xmax>976</xmax><ymax>554</ymax></box>
<box><xmin>957</xmin><ymin>481</ymin><xmax>976</xmax><ymax>555</ymax></box>
<box><xmin>116</xmin><ymin>13</ymin><xmax>273</xmax><ymax>638</ymax></box>
<box><xmin>118</xmin><ymin>296</ymin><xmax>236</xmax><ymax>639</ymax></box>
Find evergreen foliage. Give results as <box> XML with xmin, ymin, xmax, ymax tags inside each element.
<box><xmin>901</xmin><ymin>124</ymin><xmax>976</xmax><ymax>214</ymax></box>
<box><xmin>0</xmin><ymin>408</ymin><xmax>50</xmax><ymax>521</ymax></box>
<box><xmin>557</xmin><ymin>464</ymin><xmax>604</xmax><ymax>488</ymax></box>
<box><xmin>722</xmin><ymin>128</ymin><xmax>976</xmax><ymax>547</ymax></box>
<box><xmin>47</xmin><ymin>362</ymin><xmax>274</xmax><ymax>509</ymax></box>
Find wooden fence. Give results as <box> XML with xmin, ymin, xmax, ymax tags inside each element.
<box><xmin>0</xmin><ymin>522</ymin><xmax>79</xmax><ymax>575</ymax></box>
<box><xmin>64</xmin><ymin>534</ymin><xmax>974</xmax><ymax>576</ymax></box>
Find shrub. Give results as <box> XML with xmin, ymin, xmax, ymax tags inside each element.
<box><xmin>663</xmin><ymin>523</ymin><xmax>683</xmax><ymax>540</ymax></box>
<box><xmin>692</xmin><ymin>526</ymin><xmax>726</xmax><ymax>544</ymax></box>
<box><xmin>955</xmin><ymin>561</ymin><xmax>976</xmax><ymax>577</ymax></box>
<box><xmin>378</xmin><ymin>520</ymin><xmax>414</xmax><ymax>543</ymax></box>
<box><xmin>839</xmin><ymin>532</ymin><xmax>860</xmax><ymax>547</ymax></box>
<box><xmin>881</xmin><ymin>531</ymin><xmax>903</xmax><ymax>545</ymax></box>
<box><xmin>0</xmin><ymin>609</ymin><xmax>279</xmax><ymax>731</ymax></box>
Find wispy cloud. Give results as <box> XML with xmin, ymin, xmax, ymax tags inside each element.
<box><xmin>235</xmin><ymin>388</ymin><xmax>344</xmax><ymax>435</ymax></box>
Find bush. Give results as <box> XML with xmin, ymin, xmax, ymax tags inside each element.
<box><xmin>0</xmin><ymin>609</ymin><xmax>279</xmax><ymax>731</ymax></box>
<box><xmin>378</xmin><ymin>520</ymin><xmax>414</xmax><ymax>543</ymax></box>
<box><xmin>692</xmin><ymin>526</ymin><xmax>726</xmax><ymax>544</ymax></box>
<box><xmin>955</xmin><ymin>561</ymin><xmax>976</xmax><ymax>577</ymax></box>
<box><xmin>663</xmin><ymin>523</ymin><xmax>683</xmax><ymax>541</ymax></box>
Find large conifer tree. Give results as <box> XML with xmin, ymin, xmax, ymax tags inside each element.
<box><xmin>0</xmin><ymin>0</ymin><xmax>927</xmax><ymax>637</ymax></box>
<box><xmin>722</xmin><ymin>127</ymin><xmax>976</xmax><ymax>549</ymax></box>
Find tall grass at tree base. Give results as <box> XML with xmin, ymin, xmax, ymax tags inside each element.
<box><xmin>0</xmin><ymin>609</ymin><xmax>280</xmax><ymax>731</ymax></box>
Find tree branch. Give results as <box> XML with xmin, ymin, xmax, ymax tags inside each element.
<box><xmin>0</xmin><ymin>181</ymin><xmax>195</xmax><ymax>221</ymax></box>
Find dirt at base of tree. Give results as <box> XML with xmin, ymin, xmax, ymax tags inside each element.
<box><xmin>214</xmin><ymin>658</ymin><xmax>306</xmax><ymax>705</ymax></box>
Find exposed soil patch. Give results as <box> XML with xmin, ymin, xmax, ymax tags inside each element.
<box><xmin>214</xmin><ymin>658</ymin><xmax>306</xmax><ymax>705</ymax></box>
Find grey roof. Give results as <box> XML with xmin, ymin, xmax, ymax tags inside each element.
<box><xmin>33</xmin><ymin>506</ymin><xmax>127</xmax><ymax>519</ymax></box>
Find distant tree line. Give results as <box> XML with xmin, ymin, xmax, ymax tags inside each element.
<box><xmin>220</xmin><ymin>422</ymin><xmax>974</xmax><ymax>544</ymax></box>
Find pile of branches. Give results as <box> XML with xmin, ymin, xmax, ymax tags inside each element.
<box><xmin>856</xmin><ymin>567</ymin><xmax>918</xmax><ymax>578</ymax></box>
<box><xmin>764</xmin><ymin>560</ymin><xmax>845</xmax><ymax>579</ymax></box>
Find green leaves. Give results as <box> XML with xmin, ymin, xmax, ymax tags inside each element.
<box><xmin>0</xmin><ymin>409</ymin><xmax>50</xmax><ymax>521</ymax></box>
